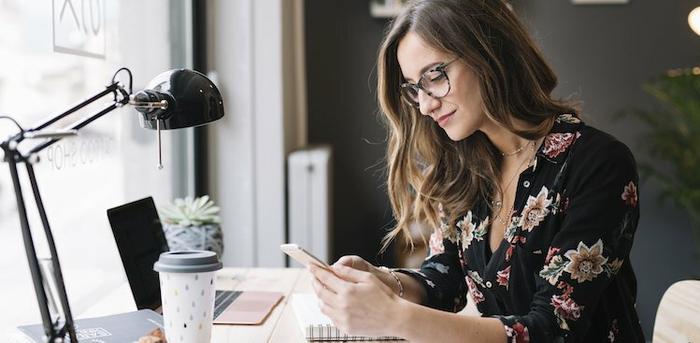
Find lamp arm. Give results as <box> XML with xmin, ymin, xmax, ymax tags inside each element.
<box><xmin>25</xmin><ymin>163</ymin><xmax>77</xmax><ymax>342</ymax></box>
<box><xmin>27</xmin><ymin>162</ymin><xmax>78</xmax><ymax>342</ymax></box>
<box><xmin>0</xmin><ymin>72</ymin><xmax>131</xmax><ymax>343</ymax></box>
<box><xmin>5</xmin><ymin>156</ymin><xmax>58</xmax><ymax>340</ymax></box>
<box><xmin>5</xmin><ymin>83</ymin><xmax>130</xmax><ymax>157</ymax></box>
<box><xmin>28</xmin><ymin>101</ymin><xmax>122</xmax><ymax>156</ymax></box>
<box><xmin>33</xmin><ymin>83</ymin><xmax>125</xmax><ymax>132</ymax></box>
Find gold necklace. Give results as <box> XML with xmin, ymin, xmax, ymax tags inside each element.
<box><xmin>500</xmin><ymin>141</ymin><xmax>530</xmax><ymax>157</ymax></box>
<box><xmin>492</xmin><ymin>140</ymin><xmax>537</xmax><ymax>227</ymax></box>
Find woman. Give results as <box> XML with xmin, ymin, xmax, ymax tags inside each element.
<box><xmin>308</xmin><ymin>0</ymin><xmax>644</xmax><ymax>341</ymax></box>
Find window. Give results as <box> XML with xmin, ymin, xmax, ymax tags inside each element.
<box><xmin>0</xmin><ymin>0</ymin><xmax>192</xmax><ymax>333</ymax></box>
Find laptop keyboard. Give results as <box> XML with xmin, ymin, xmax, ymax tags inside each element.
<box><xmin>213</xmin><ymin>290</ymin><xmax>243</xmax><ymax>319</ymax></box>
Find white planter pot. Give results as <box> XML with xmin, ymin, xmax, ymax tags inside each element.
<box><xmin>163</xmin><ymin>224</ymin><xmax>224</xmax><ymax>257</ymax></box>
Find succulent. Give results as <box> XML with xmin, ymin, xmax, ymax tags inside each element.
<box><xmin>159</xmin><ymin>195</ymin><xmax>221</xmax><ymax>227</ymax></box>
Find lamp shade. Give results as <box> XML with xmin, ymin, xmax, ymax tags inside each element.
<box><xmin>134</xmin><ymin>69</ymin><xmax>224</xmax><ymax>130</ymax></box>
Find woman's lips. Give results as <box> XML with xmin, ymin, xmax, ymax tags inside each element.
<box><xmin>436</xmin><ymin>110</ymin><xmax>455</xmax><ymax>127</ymax></box>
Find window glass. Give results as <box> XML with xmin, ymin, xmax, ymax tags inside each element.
<box><xmin>0</xmin><ymin>0</ymin><xmax>192</xmax><ymax>333</ymax></box>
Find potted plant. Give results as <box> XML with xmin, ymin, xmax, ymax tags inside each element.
<box><xmin>158</xmin><ymin>195</ymin><xmax>223</xmax><ymax>257</ymax></box>
<box><xmin>620</xmin><ymin>67</ymin><xmax>700</xmax><ymax>258</ymax></box>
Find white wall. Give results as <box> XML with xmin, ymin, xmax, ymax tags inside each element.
<box><xmin>208</xmin><ymin>0</ymin><xmax>306</xmax><ymax>267</ymax></box>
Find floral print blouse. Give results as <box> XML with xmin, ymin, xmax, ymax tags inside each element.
<box><xmin>396</xmin><ymin>114</ymin><xmax>644</xmax><ymax>342</ymax></box>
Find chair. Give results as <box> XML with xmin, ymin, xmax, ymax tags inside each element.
<box><xmin>653</xmin><ymin>280</ymin><xmax>700</xmax><ymax>342</ymax></box>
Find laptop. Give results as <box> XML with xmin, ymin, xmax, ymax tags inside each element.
<box><xmin>107</xmin><ymin>197</ymin><xmax>283</xmax><ymax>325</ymax></box>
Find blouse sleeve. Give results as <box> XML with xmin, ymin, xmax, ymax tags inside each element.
<box><xmin>495</xmin><ymin>139</ymin><xmax>640</xmax><ymax>342</ymax></box>
<box><xmin>394</xmin><ymin>219</ymin><xmax>468</xmax><ymax>313</ymax></box>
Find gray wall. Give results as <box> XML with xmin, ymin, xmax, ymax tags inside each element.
<box><xmin>305</xmin><ymin>0</ymin><xmax>700</xmax><ymax>337</ymax></box>
<box><xmin>305</xmin><ymin>0</ymin><xmax>395</xmax><ymax>265</ymax></box>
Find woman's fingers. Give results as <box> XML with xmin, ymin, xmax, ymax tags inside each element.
<box><xmin>333</xmin><ymin>255</ymin><xmax>354</xmax><ymax>268</ymax></box>
<box><xmin>312</xmin><ymin>275</ymin><xmax>335</xmax><ymax>294</ymax></box>
<box><xmin>333</xmin><ymin>255</ymin><xmax>371</xmax><ymax>272</ymax></box>
<box><xmin>332</xmin><ymin>265</ymin><xmax>372</xmax><ymax>283</ymax></box>
<box><xmin>308</xmin><ymin>264</ymin><xmax>346</xmax><ymax>293</ymax></box>
<box><xmin>333</xmin><ymin>255</ymin><xmax>361</xmax><ymax>268</ymax></box>
<box><xmin>312</xmin><ymin>277</ymin><xmax>339</xmax><ymax>310</ymax></box>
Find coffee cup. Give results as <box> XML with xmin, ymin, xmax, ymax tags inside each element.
<box><xmin>154</xmin><ymin>250</ymin><xmax>222</xmax><ymax>343</ymax></box>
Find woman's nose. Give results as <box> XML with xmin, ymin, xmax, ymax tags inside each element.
<box><xmin>418</xmin><ymin>90</ymin><xmax>441</xmax><ymax>116</ymax></box>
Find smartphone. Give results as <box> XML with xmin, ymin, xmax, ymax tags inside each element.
<box><xmin>280</xmin><ymin>243</ymin><xmax>331</xmax><ymax>269</ymax></box>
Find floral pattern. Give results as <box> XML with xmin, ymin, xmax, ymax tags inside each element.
<box><xmin>556</xmin><ymin>113</ymin><xmax>582</xmax><ymax>124</ymax></box>
<box><xmin>497</xmin><ymin>266</ymin><xmax>511</xmax><ymax>288</ymax></box>
<box><xmin>539</xmin><ymin>255</ymin><xmax>567</xmax><ymax>285</ymax></box>
<box><xmin>425</xmin><ymin>261</ymin><xmax>449</xmax><ymax>274</ymax></box>
<box><xmin>457</xmin><ymin>212</ymin><xmax>489</xmax><ymax>250</ymax></box>
<box><xmin>437</xmin><ymin>204</ymin><xmax>461</xmax><ymax>244</ymax></box>
<box><xmin>608</xmin><ymin>319</ymin><xmax>619</xmax><ymax>342</ymax></box>
<box><xmin>519</xmin><ymin>186</ymin><xmax>552</xmax><ymax>232</ymax></box>
<box><xmin>428</xmin><ymin>228</ymin><xmax>445</xmax><ymax>256</ymax></box>
<box><xmin>564</xmin><ymin>239</ymin><xmax>608</xmax><ymax>283</ymax></box>
<box><xmin>473</xmin><ymin>217</ymin><xmax>489</xmax><ymax>242</ymax></box>
<box><xmin>542</xmin><ymin>132</ymin><xmax>581</xmax><ymax>159</ymax></box>
<box><xmin>621</xmin><ymin>181</ymin><xmax>638</xmax><ymax>208</ymax></box>
<box><xmin>504</xmin><ymin>216</ymin><xmax>520</xmax><ymax>243</ymax></box>
<box><xmin>467</xmin><ymin>270</ymin><xmax>486</xmax><ymax>287</ymax></box>
<box><xmin>457</xmin><ymin>211</ymin><xmax>476</xmax><ymax>249</ymax></box>
<box><xmin>504</xmin><ymin>321</ymin><xmax>531</xmax><ymax>343</ymax></box>
<box><xmin>466</xmin><ymin>274</ymin><xmax>485</xmax><ymax>304</ymax></box>
<box><xmin>545</xmin><ymin>247</ymin><xmax>561</xmax><ymax>264</ymax></box>
<box><xmin>394</xmin><ymin>114</ymin><xmax>644</xmax><ymax>341</ymax></box>
<box><xmin>551</xmin><ymin>282</ymin><xmax>583</xmax><ymax>330</ymax></box>
<box><xmin>604</xmin><ymin>258</ymin><xmax>624</xmax><ymax>277</ymax></box>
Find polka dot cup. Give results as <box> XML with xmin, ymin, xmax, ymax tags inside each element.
<box><xmin>154</xmin><ymin>250</ymin><xmax>222</xmax><ymax>343</ymax></box>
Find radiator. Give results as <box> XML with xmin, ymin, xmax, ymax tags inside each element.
<box><xmin>286</xmin><ymin>146</ymin><xmax>332</xmax><ymax>267</ymax></box>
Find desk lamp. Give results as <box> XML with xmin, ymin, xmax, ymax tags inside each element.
<box><xmin>0</xmin><ymin>67</ymin><xmax>224</xmax><ymax>342</ymax></box>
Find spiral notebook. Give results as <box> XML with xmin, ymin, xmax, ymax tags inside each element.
<box><xmin>291</xmin><ymin>293</ymin><xmax>404</xmax><ymax>342</ymax></box>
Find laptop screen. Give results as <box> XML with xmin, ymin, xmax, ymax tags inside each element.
<box><xmin>107</xmin><ymin>197</ymin><xmax>168</xmax><ymax>310</ymax></box>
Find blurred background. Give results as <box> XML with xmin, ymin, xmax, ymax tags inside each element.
<box><xmin>0</xmin><ymin>0</ymin><xmax>698</xmax><ymax>339</ymax></box>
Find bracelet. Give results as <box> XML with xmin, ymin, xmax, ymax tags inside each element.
<box><xmin>380</xmin><ymin>266</ymin><xmax>404</xmax><ymax>298</ymax></box>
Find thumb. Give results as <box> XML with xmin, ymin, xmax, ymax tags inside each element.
<box><xmin>332</xmin><ymin>265</ymin><xmax>370</xmax><ymax>283</ymax></box>
<box><xmin>333</xmin><ymin>255</ymin><xmax>357</xmax><ymax>268</ymax></box>
<box><xmin>333</xmin><ymin>255</ymin><xmax>371</xmax><ymax>272</ymax></box>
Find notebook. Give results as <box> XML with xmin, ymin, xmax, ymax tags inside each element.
<box><xmin>107</xmin><ymin>197</ymin><xmax>283</xmax><ymax>325</ymax></box>
<box><xmin>17</xmin><ymin>309</ymin><xmax>163</xmax><ymax>343</ymax></box>
<box><xmin>291</xmin><ymin>293</ymin><xmax>405</xmax><ymax>342</ymax></box>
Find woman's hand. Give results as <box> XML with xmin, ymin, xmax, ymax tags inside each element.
<box><xmin>308</xmin><ymin>263</ymin><xmax>405</xmax><ymax>337</ymax></box>
<box><xmin>332</xmin><ymin>255</ymin><xmax>401</xmax><ymax>296</ymax></box>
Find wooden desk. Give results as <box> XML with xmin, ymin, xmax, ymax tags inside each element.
<box><xmin>213</xmin><ymin>267</ymin><xmax>404</xmax><ymax>342</ymax></box>
<box><xmin>7</xmin><ymin>268</ymin><xmax>409</xmax><ymax>342</ymax></box>
<box><xmin>212</xmin><ymin>267</ymin><xmax>307</xmax><ymax>342</ymax></box>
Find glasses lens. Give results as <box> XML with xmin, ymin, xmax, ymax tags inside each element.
<box><xmin>422</xmin><ymin>70</ymin><xmax>449</xmax><ymax>98</ymax></box>
<box><xmin>400</xmin><ymin>84</ymin><xmax>419</xmax><ymax>107</ymax></box>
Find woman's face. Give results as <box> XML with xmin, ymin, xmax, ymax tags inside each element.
<box><xmin>397</xmin><ymin>32</ymin><xmax>486</xmax><ymax>141</ymax></box>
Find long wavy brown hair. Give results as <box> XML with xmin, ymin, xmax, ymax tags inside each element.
<box><xmin>377</xmin><ymin>0</ymin><xmax>579</xmax><ymax>252</ymax></box>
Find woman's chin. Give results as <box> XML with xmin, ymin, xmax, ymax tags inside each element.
<box><xmin>444</xmin><ymin>127</ymin><xmax>475</xmax><ymax>142</ymax></box>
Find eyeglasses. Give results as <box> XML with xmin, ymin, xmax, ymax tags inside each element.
<box><xmin>400</xmin><ymin>58</ymin><xmax>458</xmax><ymax>108</ymax></box>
